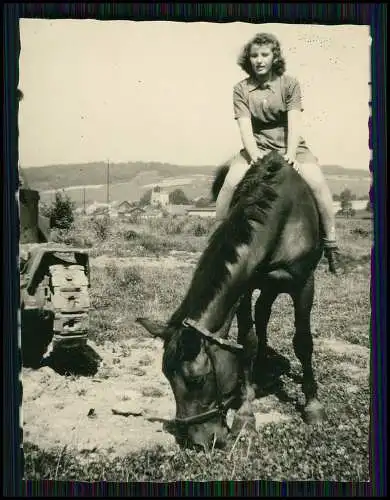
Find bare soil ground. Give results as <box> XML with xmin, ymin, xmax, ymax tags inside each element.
<box><xmin>22</xmin><ymin>336</ymin><xmax>177</xmax><ymax>457</ymax></box>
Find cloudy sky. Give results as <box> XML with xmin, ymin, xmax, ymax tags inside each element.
<box><xmin>18</xmin><ymin>20</ymin><xmax>371</xmax><ymax>170</ymax></box>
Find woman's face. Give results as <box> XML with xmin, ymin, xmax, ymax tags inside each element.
<box><xmin>249</xmin><ymin>43</ymin><xmax>274</xmax><ymax>79</ymax></box>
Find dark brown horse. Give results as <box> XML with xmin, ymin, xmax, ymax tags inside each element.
<box><xmin>137</xmin><ymin>151</ymin><xmax>325</xmax><ymax>449</ymax></box>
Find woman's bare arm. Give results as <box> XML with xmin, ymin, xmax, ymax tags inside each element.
<box><xmin>286</xmin><ymin>109</ymin><xmax>302</xmax><ymax>160</ymax></box>
<box><xmin>237</xmin><ymin>117</ymin><xmax>263</xmax><ymax>163</ymax></box>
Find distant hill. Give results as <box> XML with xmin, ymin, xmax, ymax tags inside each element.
<box><xmin>21</xmin><ymin>160</ymin><xmax>371</xmax><ymax>208</ymax></box>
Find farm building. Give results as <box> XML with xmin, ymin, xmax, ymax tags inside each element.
<box><xmin>129</xmin><ymin>207</ymin><xmax>146</xmax><ymax>216</ymax></box>
<box><xmin>151</xmin><ymin>190</ymin><xmax>170</xmax><ymax>208</ymax></box>
<box><xmin>126</xmin><ymin>205</ymin><xmax>164</xmax><ymax>219</ymax></box>
<box><xmin>117</xmin><ymin>200</ymin><xmax>133</xmax><ymax>214</ymax></box>
<box><xmin>120</xmin><ymin>206</ymin><xmax>147</xmax><ymax>221</ymax></box>
<box><xmin>186</xmin><ymin>206</ymin><xmax>216</xmax><ymax>218</ymax></box>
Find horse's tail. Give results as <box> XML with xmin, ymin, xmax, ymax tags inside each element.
<box><xmin>211</xmin><ymin>161</ymin><xmax>231</xmax><ymax>202</ymax></box>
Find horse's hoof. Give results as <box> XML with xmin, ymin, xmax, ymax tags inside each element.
<box><xmin>303</xmin><ymin>399</ymin><xmax>325</xmax><ymax>425</ymax></box>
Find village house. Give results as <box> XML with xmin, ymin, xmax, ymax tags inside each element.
<box><xmin>120</xmin><ymin>206</ymin><xmax>146</xmax><ymax>222</ymax></box>
<box><xmin>150</xmin><ymin>190</ymin><xmax>170</xmax><ymax>208</ymax></box>
<box><xmin>185</xmin><ymin>205</ymin><xmax>216</xmax><ymax>218</ymax></box>
<box><xmin>117</xmin><ymin>200</ymin><xmax>133</xmax><ymax>214</ymax></box>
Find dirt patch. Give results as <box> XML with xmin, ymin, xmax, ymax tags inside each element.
<box><xmin>254</xmin><ymin>411</ymin><xmax>292</xmax><ymax>429</ymax></box>
<box><xmin>22</xmin><ymin>338</ymin><xmax>178</xmax><ymax>457</ymax></box>
<box><xmin>22</xmin><ymin>336</ymin><xmax>297</xmax><ymax>458</ymax></box>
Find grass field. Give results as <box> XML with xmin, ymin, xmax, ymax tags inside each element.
<box><xmin>22</xmin><ymin>213</ymin><xmax>372</xmax><ymax>481</ymax></box>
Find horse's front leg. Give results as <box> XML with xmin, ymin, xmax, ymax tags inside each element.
<box><xmin>253</xmin><ymin>288</ymin><xmax>290</xmax><ymax>391</ymax></box>
<box><xmin>231</xmin><ymin>292</ymin><xmax>257</xmax><ymax>433</ymax></box>
<box><xmin>292</xmin><ymin>273</ymin><xmax>325</xmax><ymax>424</ymax></box>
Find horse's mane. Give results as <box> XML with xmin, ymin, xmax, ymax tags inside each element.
<box><xmin>167</xmin><ymin>152</ymin><xmax>289</xmax><ymax>331</ymax></box>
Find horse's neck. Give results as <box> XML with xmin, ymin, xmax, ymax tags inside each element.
<box><xmin>195</xmin><ymin>291</ymin><xmax>238</xmax><ymax>338</ymax></box>
<box><xmin>195</xmin><ymin>245</ymin><xmax>254</xmax><ymax>335</ymax></box>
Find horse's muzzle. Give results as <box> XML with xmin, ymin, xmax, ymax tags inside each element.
<box><xmin>187</xmin><ymin>421</ymin><xmax>229</xmax><ymax>451</ymax></box>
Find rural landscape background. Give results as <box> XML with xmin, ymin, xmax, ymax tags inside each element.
<box><xmin>22</xmin><ymin>158</ymin><xmax>371</xmax><ymax>214</ymax></box>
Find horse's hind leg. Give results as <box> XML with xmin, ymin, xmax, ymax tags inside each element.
<box><xmin>292</xmin><ymin>273</ymin><xmax>325</xmax><ymax>424</ymax></box>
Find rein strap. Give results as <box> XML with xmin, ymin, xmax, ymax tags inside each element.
<box><xmin>175</xmin><ymin>318</ymin><xmax>243</xmax><ymax>428</ymax></box>
<box><xmin>182</xmin><ymin>319</ymin><xmax>244</xmax><ymax>352</ymax></box>
<box><xmin>174</xmin><ymin>394</ymin><xmax>237</xmax><ymax>427</ymax></box>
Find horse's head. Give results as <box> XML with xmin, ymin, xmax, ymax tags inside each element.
<box><xmin>136</xmin><ymin>317</ymin><xmax>243</xmax><ymax>450</ymax></box>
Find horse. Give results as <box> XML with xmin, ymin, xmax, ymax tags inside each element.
<box><xmin>137</xmin><ymin>150</ymin><xmax>325</xmax><ymax>450</ymax></box>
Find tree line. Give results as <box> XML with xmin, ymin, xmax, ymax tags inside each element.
<box><xmin>334</xmin><ymin>188</ymin><xmax>371</xmax><ymax>216</ymax></box>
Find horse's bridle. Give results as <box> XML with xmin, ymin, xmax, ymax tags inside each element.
<box><xmin>174</xmin><ymin>319</ymin><xmax>244</xmax><ymax>429</ymax></box>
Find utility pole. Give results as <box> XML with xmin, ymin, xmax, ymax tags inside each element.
<box><xmin>83</xmin><ymin>187</ymin><xmax>86</xmax><ymax>214</ymax></box>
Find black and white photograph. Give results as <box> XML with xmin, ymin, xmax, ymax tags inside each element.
<box><xmin>18</xmin><ymin>18</ymin><xmax>372</xmax><ymax>482</ymax></box>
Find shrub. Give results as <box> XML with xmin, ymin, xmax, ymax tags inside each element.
<box><xmin>182</xmin><ymin>216</ymin><xmax>214</xmax><ymax>236</ymax></box>
<box><xmin>336</xmin><ymin>208</ymin><xmax>356</xmax><ymax>218</ymax></box>
<box><xmin>350</xmin><ymin>227</ymin><xmax>371</xmax><ymax>238</ymax></box>
<box><xmin>92</xmin><ymin>215</ymin><xmax>111</xmax><ymax>241</ymax></box>
<box><xmin>169</xmin><ymin>188</ymin><xmax>191</xmax><ymax>205</ymax></box>
<box><xmin>193</xmin><ymin>222</ymin><xmax>209</xmax><ymax>237</ymax></box>
<box><xmin>123</xmin><ymin>229</ymin><xmax>139</xmax><ymax>241</ymax></box>
<box><xmin>42</xmin><ymin>191</ymin><xmax>75</xmax><ymax>231</ymax></box>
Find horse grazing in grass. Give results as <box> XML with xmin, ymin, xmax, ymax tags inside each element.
<box><xmin>137</xmin><ymin>151</ymin><xmax>325</xmax><ymax>449</ymax></box>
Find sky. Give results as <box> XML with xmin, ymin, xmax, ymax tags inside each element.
<box><xmin>18</xmin><ymin>20</ymin><xmax>371</xmax><ymax>170</ymax></box>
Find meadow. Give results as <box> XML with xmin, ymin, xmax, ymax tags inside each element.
<box><xmin>22</xmin><ymin>212</ymin><xmax>372</xmax><ymax>482</ymax></box>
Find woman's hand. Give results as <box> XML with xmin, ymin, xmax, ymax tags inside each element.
<box><xmin>249</xmin><ymin>150</ymin><xmax>266</xmax><ymax>167</ymax></box>
<box><xmin>283</xmin><ymin>153</ymin><xmax>300</xmax><ymax>172</ymax></box>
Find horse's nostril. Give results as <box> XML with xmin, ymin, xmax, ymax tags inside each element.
<box><xmin>209</xmin><ymin>432</ymin><xmax>227</xmax><ymax>450</ymax></box>
<box><xmin>192</xmin><ymin>441</ymin><xmax>207</xmax><ymax>452</ymax></box>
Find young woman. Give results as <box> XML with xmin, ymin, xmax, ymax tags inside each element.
<box><xmin>216</xmin><ymin>32</ymin><xmax>339</xmax><ymax>274</ymax></box>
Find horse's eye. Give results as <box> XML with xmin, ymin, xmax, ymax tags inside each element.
<box><xmin>186</xmin><ymin>375</ymin><xmax>206</xmax><ymax>388</ymax></box>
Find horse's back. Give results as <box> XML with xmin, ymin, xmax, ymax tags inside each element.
<box><xmin>264</xmin><ymin>165</ymin><xmax>323</xmax><ymax>284</ymax></box>
<box><xmin>214</xmin><ymin>152</ymin><xmax>323</xmax><ymax>284</ymax></box>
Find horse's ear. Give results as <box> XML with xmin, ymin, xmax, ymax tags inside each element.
<box><xmin>180</xmin><ymin>329</ymin><xmax>203</xmax><ymax>361</ymax></box>
<box><xmin>136</xmin><ymin>317</ymin><xmax>170</xmax><ymax>341</ymax></box>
